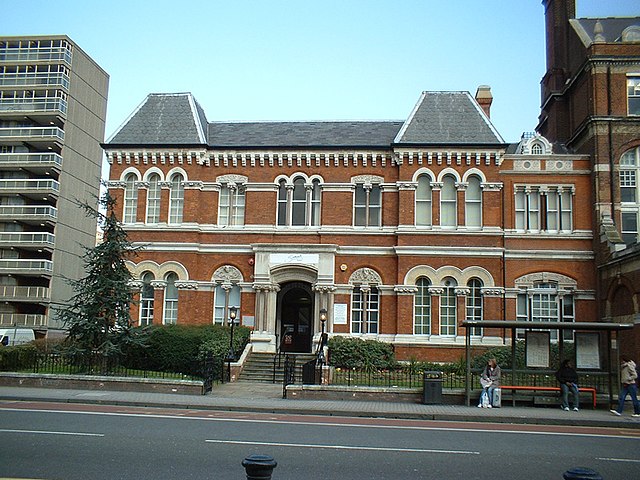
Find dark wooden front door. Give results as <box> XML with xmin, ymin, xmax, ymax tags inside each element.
<box><xmin>278</xmin><ymin>282</ymin><xmax>312</xmax><ymax>353</ymax></box>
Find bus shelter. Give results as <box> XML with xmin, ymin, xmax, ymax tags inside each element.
<box><xmin>461</xmin><ymin>320</ymin><xmax>635</xmax><ymax>407</ymax></box>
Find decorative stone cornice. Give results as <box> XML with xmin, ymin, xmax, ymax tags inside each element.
<box><xmin>175</xmin><ymin>281</ymin><xmax>198</xmax><ymax>290</ymax></box>
<box><xmin>480</xmin><ymin>287</ymin><xmax>504</xmax><ymax>297</ymax></box>
<box><xmin>150</xmin><ymin>280</ymin><xmax>167</xmax><ymax>290</ymax></box>
<box><xmin>481</xmin><ymin>182</ymin><xmax>503</xmax><ymax>191</ymax></box>
<box><xmin>394</xmin><ymin>285</ymin><xmax>418</xmax><ymax>294</ymax></box>
<box><xmin>253</xmin><ymin>283</ymin><xmax>280</xmax><ymax>292</ymax></box>
<box><xmin>428</xmin><ymin>286</ymin><xmax>445</xmax><ymax>295</ymax></box>
<box><xmin>352</xmin><ymin>174</ymin><xmax>384</xmax><ymax>185</ymax></box>
<box><xmin>313</xmin><ymin>284</ymin><xmax>336</xmax><ymax>293</ymax></box>
<box><xmin>454</xmin><ymin>287</ymin><xmax>471</xmax><ymax>296</ymax></box>
<box><xmin>393</xmin><ymin>150</ymin><xmax>503</xmax><ymax>167</ymax></box>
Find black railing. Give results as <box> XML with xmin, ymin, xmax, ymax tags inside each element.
<box><xmin>0</xmin><ymin>350</ymin><xmax>223</xmax><ymax>386</ymax></box>
<box><xmin>331</xmin><ymin>367</ymin><xmax>612</xmax><ymax>394</ymax></box>
<box><xmin>282</xmin><ymin>354</ymin><xmax>296</xmax><ymax>398</ymax></box>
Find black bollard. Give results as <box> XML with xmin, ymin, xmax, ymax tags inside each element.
<box><xmin>562</xmin><ymin>467</ymin><xmax>603</xmax><ymax>480</ymax></box>
<box><xmin>242</xmin><ymin>454</ymin><xmax>277</xmax><ymax>480</ymax></box>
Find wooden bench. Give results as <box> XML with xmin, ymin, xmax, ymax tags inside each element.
<box><xmin>500</xmin><ymin>385</ymin><xmax>597</xmax><ymax>409</ymax></box>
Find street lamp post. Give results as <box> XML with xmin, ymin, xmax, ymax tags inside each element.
<box><xmin>316</xmin><ymin>308</ymin><xmax>327</xmax><ymax>384</ymax></box>
<box><xmin>226</xmin><ymin>306</ymin><xmax>238</xmax><ymax>382</ymax></box>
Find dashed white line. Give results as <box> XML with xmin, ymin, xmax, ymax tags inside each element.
<box><xmin>205</xmin><ymin>439</ymin><xmax>479</xmax><ymax>455</ymax></box>
<box><xmin>597</xmin><ymin>457</ymin><xmax>640</xmax><ymax>464</ymax></box>
<box><xmin>0</xmin><ymin>428</ymin><xmax>104</xmax><ymax>437</ymax></box>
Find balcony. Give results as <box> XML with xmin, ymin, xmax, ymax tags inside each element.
<box><xmin>0</xmin><ymin>232</ymin><xmax>55</xmax><ymax>251</ymax></box>
<box><xmin>0</xmin><ymin>259</ymin><xmax>53</xmax><ymax>277</ymax></box>
<box><xmin>0</xmin><ymin>285</ymin><xmax>50</xmax><ymax>302</ymax></box>
<box><xmin>0</xmin><ymin>179</ymin><xmax>60</xmax><ymax>200</ymax></box>
<box><xmin>0</xmin><ymin>46</ymin><xmax>72</xmax><ymax>66</ymax></box>
<box><xmin>0</xmin><ymin>313</ymin><xmax>47</xmax><ymax>327</ymax></box>
<box><xmin>0</xmin><ymin>126</ymin><xmax>64</xmax><ymax>149</ymax></box>
<box><xmin>0</xmin><ymin>72</ymin><xmax>70</xmax><ymax>89</ymax></box>
<box><xmin>0</xmin><ymin>205</ymin><xmax>57</xmax><ymax>225</ymax></box>
<box><xmin>0</xmin><ymin>97</ymin><xmax>67</xmax><ymax>119</ymax></box>
<box><xmin>0</xmin><ymin>152</ymin><xmax>62</xmax><ymax>174</ymax></box>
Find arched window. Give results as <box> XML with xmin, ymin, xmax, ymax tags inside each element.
<box><xmin>620</xmin><ymin>147</ymin><xmax>640</xmax><ymax>244</ymax></box>
<box><xmin>351</xmin><ymin>286</ymin><xmax>379</xmax><ymax>334</ymax></box>
<box><xmin>416</xmin><ymin>175</ymin><xmax>432</xmax><ymax>226</ymax></box>
<box><xmin>414</xmin><ymin>278</ymin><xmax>431</xmax><ymax>334</ymax></box>
<box><xmin>163</xmin><ymin>272</ymin><xmax>178</xmax><ymax>325</ymax></box>
<box><xmin>214</xmin><ymin>284</ymin><xmax>241</xmax><ymax>325</ymax></box>
<box><xmin>466</xmin><ymin>278</ymin><xmax>483</xmax><ymax>336</ymax></box>
<box><xmin>439</xmin><ymin>277</ymin><xmax>457</xmax><ymax>336</ymax></box>
<box><xmin>465</xmin><ymin>175</ymin><xmax>482</xmax><ymax>228</ymax></box>
<box><xmin>440</xmin><ymin>175</ymin><xmax>457</xmax><ymax>227</ymax></box>
<box><xmin>123</xmin><ymin>172</ymin><xmax>138</xmax><ymax>223</ymax></box>
<box><xmin>311</xmin><ymin>179</ymin><xmax>321</xmax><ymax>225</ymax></box>
<box><xmin>146</xmin><ymin>173</ymin><xmax>161</xmax><ymax>223</ymax></box>
<box><xmin>276</xmin><ymin>176</ymin><xmax>321</xmax><ymax>227</ymax></box>
<box><xmin>168</xmin><ymin>173</ymin><xmax>184</xmax><ymax>224</ymax></box>
<box><xmin>531</xmin><ymin>143</ymin><xmax>543</xmax><ymax>155</ymax></box>
<box><xmin>139</xmin><ymin>272</ymin><xmax>154</xmax><ymax>326</ymax></box>
<box><xmin>291</xmin><ymin>177</ymin><xmax>306</xmax><ymax>226</ymax></box>
<box><xmin>277</xmin><ymin>179</ymin><xmax>288</xmax><ymax>226</ymax></box>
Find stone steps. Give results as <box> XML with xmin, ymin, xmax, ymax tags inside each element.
<box><xmin>239</xmin><ymin>352</ymin><xmax>317</xmax><ymax>383</ymax></box>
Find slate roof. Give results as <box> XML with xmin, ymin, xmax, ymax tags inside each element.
<box><xmin>107</xmin><ymin>93</ymin><xmax>208</xmax><ymax>146</ymax></box>
<box><xmin>394</xmin><ymin>91</ymin><xmax>504</xmax><ymax>145</ymax></box>
<box><xmin>571</xmin><ymin>17</ymin><xmax>640</xmax><ymax>46</ymax></box>
<box><xmin>207</xmin><ymin>121</ymin><xmax>403</xmax><ymax>148</ymax></box>
<box><xmin>106</xmin><ymin>90</ymin><xmax>505</xmax><ymax>149</ymax></box>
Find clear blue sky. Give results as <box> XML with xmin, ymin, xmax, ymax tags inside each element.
<box><xmin>3</xmin><ymin>1</ymin><xmax>639</xmax><ymax>146</ymax></box>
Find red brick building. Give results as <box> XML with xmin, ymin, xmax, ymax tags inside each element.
<box><xmin>105</xmin><ymin>88</ymin><xmax>595</xmax><ymax>362</ymax></box>
<box><xmin>537</xmin><ymin>0</ymin><xmax>640</xmax><ymax>359</ymax></box>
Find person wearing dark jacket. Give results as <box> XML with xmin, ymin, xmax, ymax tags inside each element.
<box><xmin>556</xmin><ymin>359</ymin><xmax>579</xmax><ymax>411</ymax></box>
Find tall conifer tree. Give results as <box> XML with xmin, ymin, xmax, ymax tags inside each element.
<box><xmin>56</xmin><ymin>192</ymin><xmax>142</xmax><ymax>359</ymax></box>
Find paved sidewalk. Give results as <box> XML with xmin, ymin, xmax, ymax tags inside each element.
<box><xmin>1</xmin><ymin>383</ymin><xmax>639</xmax><ymax>429</ymax></box>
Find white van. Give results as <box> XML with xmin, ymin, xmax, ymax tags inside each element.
<box><xmin>0</xmin><ymin>328</ymin><xmax>35</xmax><ymax>346</ymax></box>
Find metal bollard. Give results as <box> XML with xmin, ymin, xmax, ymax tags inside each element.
<box><xmin>562</xmin><ymin>467</ymin><xmax>603</xmax><ymax>480</ymax></box>
<box><xmin>242</xmin><ymin>454</ymin><xmax>277</xmax><ymax>480</ymax></box>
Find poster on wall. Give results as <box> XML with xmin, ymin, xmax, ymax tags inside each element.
<box><xmin>575</xmin><ymin>332</ymin><xmax>600</xmax><ymax>369</ymax></box>
<box><xmin>526</xmin><ymin>331</ymin><xmax>550</xmax><ymax>368</ymax></box>
<box><xmin>333</xmin><ymin>303</ymin><xmax>348</xmax><ymax>325</ymax></box>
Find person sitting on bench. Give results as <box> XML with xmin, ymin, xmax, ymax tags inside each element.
<box><xmin>555</xmin><ymin>359</ymin><xmax>579</xmax><ymax>412</ymax></box>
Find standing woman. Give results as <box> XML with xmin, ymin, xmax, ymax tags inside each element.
<box><xmin>611</xmin><ymin>355</ymin><xmax>640</xmax><ymax>417</ymax></box>
<box><xmin>480</xmin><ymin>358</ymin><xmax>501</xmax><ymax>408</ymax></box>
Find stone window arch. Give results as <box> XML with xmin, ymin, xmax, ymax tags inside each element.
<box><xmin>212</xmin><ymin>265</ymin><xmax>243</xmax><ymax>325</ymax></box>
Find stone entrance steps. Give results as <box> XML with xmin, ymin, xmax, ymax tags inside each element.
<box><xmin>238</xmin><ymin>352</ymin><xmax>317</xmax><ymax>383</ymax></box>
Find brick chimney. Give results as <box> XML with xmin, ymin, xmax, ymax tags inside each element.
<box><xmin>475</xmin><ymin>85</ymin><xmax>493</xmax><ymax>118</ymax></box>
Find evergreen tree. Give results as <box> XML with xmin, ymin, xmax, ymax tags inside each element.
<box><xmin>55</xmin><ymin>191</ymin><xmax>143</xmax><ymax>360</ymax></box>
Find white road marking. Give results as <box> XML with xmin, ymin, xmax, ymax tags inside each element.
<box><xmin>205</xmin><ymin>439</ymin><xmax>479</xmax><ymax>455</ymax></box>
<box><xmin>0</xmin><ymin>428</ymin><xmax>104</xmax><ymax>437</ymax></box>
<box><xmin>597</xmin><ymin>457</ymin><xmax>640</xmax><ymax>464</ymax></box>
<box><xmin>1</xmin><ymin>407</ymin><xmax>637</xmax><ymax>440</ymax></box>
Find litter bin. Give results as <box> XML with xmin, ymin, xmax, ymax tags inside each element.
<box><xmin>423</xmin><ymin>371</ymin><xmax>443</xmax><ymax>404</ymax></box>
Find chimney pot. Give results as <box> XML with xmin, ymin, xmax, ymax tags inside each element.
<box><xmin>475</xmin><ymin>85</ymin><xmax>493</xmax><ymax>118</ymax></box>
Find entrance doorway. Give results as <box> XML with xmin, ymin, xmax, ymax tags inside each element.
<box><xmin>277</xmin><ymin>281</ymin><xmax>313</xmax><ymax>353</ymax></box>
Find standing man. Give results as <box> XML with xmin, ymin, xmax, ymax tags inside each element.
<box><xmin>555</xmin><ymin>359</ymin><xmax>579</xmax><ymax>411</ymax></box>
<box><xmin>610</xmin><ymin>355</ymin><xmax>640</xmax><ymax>417</ymax></box>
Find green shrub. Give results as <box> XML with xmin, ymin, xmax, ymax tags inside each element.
<box><xmin>124</xmin><ymin>324</ymin><xmax>250</xmax><ymax>376</ymax></box>
<box><xmin>0</xmin><ymin>344</ymin><xmax>39</xmax><ymax>371</ymax></box>
<box><xmin>327</xmin><ymin>336</ymin><xmax>395</xmax><ymax>371</ymax></box>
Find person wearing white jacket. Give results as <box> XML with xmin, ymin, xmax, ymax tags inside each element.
<box><xmin>610</xmin><ymin>355</ymin><xmax>640</xmax><ymax>417</ymax></box>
